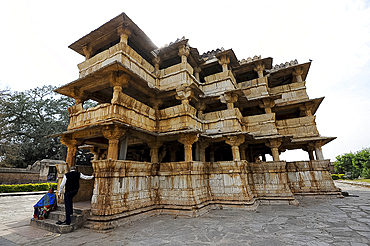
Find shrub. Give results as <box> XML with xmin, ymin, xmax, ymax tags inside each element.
<box><xmin>0</xmin><ymin>183</ymin><xmax>57</xmax><ymax>193</ymax></box>
<box><xmin>331</xmin><ymin>174</ymin><xmax>339</xmax><ymax>180</ymax></box>
<box><xmin>338</xmin><ymin>174</ymin><xmax>346</xmax><ymax>180</ymax></box>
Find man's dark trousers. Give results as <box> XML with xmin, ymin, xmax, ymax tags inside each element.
<box><xmin>64</xmin><ymin>190</ymin><xmax>78</xmax><ymax>225</ymax></box>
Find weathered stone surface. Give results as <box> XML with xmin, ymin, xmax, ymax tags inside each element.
<box><xmin>52</xmin><ymin>13</ymin><xmax>338</xmax><ymax>231</ymax></box>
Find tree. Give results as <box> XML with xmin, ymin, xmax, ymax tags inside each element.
<box><xmin>334</xmin><ymin>152</ymin><xmax>355</xmax><ymax>175</ymax></box>
<box><xmin>0</xmin><ymin>85</ymin><xmax>74</xmax><ymax>167</ymax></box>
<box><xmin>334</xmin><ymin>148</ymin><xmax>370</xmax><ymax>179</ymax></box>
<box><xmin>353</xmin><ymin>148</ymin><xmax>370</xmax><ymax>178</ymax></box>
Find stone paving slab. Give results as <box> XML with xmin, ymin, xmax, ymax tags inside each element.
<box><xmin>0</xmin><ymin>182</ymin><xmax>370</xmax><ymax>245</ymax></box>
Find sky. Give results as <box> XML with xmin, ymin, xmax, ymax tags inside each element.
<box><xmin>0</xmin><ymin>0</ymin><xmax>369</xmax><ymax>162</ymax></box>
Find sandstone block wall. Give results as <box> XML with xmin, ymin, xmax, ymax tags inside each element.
<box><xmin>0</xmin><ymin>168</ymin><xmax>39</xmax><ymax>184</ymax></box>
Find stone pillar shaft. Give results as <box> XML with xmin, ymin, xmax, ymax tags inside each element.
<box><xmin>178</xmin><ymin>134</ymin><xmax>198</xmax><ymax>162</ymax></box>
<box><xmin>225</xmin><ymin>135</ymin><xmax>245</xmax><ymax>161</ymax></box>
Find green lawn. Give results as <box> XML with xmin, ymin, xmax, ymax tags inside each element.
<box><xmin>352</xmin><ymin>179</ymin><xmax>370</xmax><ymax>183</ymax></box>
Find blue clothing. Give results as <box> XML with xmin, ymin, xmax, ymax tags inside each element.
<box><xmin>34</xmin><ymin>192</ymin><xmax>56</xmax><ymax>208</ymax></box>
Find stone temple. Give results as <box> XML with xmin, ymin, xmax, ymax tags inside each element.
<box><xmin>53</xmin><ymin>13</ymin><xmax>340</xmax><ymax>230</ymax></box>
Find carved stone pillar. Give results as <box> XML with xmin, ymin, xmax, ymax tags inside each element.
<box><xmin>149</xmin><ymin>98</ymin><xmax>163</xmax><ymax>131</ymax></box>
<box><xmin>71</xmin><ymin>87</ymin><xmax>87</xmax><ymax>107</ymax></box>
<box><xmin>314</xmin><ymin>142</ymin><xmax>324</xmax><ymax>160</ymax></box>
<box><xmin>299</xmin><ymin>101</ymin><xmax>314</xmax><ymax>117</ymax></box>
<box><xmin>220</xmin><ymin>93</ymin><xmax>238</xmax><ymax>110</ymax></box>
<box><xmin>147</xmin><ymin>141</ymin><xmax>163</xmax><ymax>163</ymax></box>
<box><xmin>195</xmin><ymin>102</ymin><xmax>206</xmax><ymax>119</ymax></box>
<box><xmin>265</xmin><ymin>138</ymin><xmax>282</xmax><ymax>161</ymax></box>
<box><xmin>82</xmin><ymin>44</ymin><xmax>94</xmax><ymax>60</ymax></box>
<box><xmin>102</xmin><ymin>125</ymin><xmax>127</xmax><ymax>160</ymax></box>
<box><xmin>194</xmin><ymin>67</ymin><xmax>201</xmax><ymax>81</ymax></box>
<box><xmin>60</xmin><ymin>136</ymin><xmax>79</xmax><ymax>169</ymax></box>
<box><xmin>240</xmin><ymin>143</ymin><xmax>248</xmax><ymax>160</ymax></box>
<box><xmin>117</xmin><ymin>25</ymin><xmax>132</xmax><ymax>44</ymax></box>
<box><xmin>152</xmin><ymin>56</ymin><xmax>161</xmax><ymax>86</ymax></box>
<box><xmin>225</xmin><ymin>135</ymin><xmax>245</xmax><ymax>161</ymax></box>
<box><xmin>109</xmin><ymin>72</ymin><xmax>130</xmax><ymax>105</ymax></box>
<box><xmin>218</xmin><ymin>54</ymin><xmax>230</xmax><ymax>72</ymax></box>
<box><xmin>170</xmin><ymin>145</ymin><xmax>178</xmax><ymax>162</ymax></box>
<box><xmin>293</xmin><ymin>66</ymin><xmax>304</xmax><ymax>83</ymax></box>
<box><xmin>199</xmin><ymin>140</ymin><xmax>209</xmax><ymax>162</ymax></box>
<box><xmin>178</xmin><ymin>44</ymin><xmax>190</xmax><ymax>63</ymax></box>
<box><xmin>176</xmin><ymin>86</ymin><xmax>193</xmax><ymax>105</ymax></box>
<box><xmin>259</xmin><ymin>98</ymin><xmax>275</xmax><ymax>114</ymax></box>
<box><xmin>254</xmin><ymin>62</ymin><xmax>265</xmax><ymax>78</ymax></box>
<box><xmin>178</xmin><ymin>134</ymin><xmax>198</xmax><ymax>162</ymax></box>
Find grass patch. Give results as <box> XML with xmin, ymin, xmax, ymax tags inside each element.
<box><xmin>352</xmin><ymin>179</ymin><xmax>370</xmax><ymax>183</ymax></box>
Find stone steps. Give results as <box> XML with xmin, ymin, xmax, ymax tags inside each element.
<box><xmin>30</xmin><ymin>204</ymin><xmax>91</xmax><ymax>234</ymax></box>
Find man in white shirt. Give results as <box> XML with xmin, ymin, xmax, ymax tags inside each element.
<box><xmin>57</xmin><ymin>166</ymin><xmax>94</xmax><ymax>225</ymax></box>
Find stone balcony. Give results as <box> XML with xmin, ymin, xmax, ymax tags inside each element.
<box><xmin>158</xmin><ymin>63</ymin><xmax>198</xmax><ymax>91</ymax></box>
<box><xmin>203</xmin><ymin>108</ymin><xmax>244</xmax><ymax>135</ymax></box>
<box><xmin>67</xmin><ymin>102</ymin><xmax>156</xmax><ymax>132</ymax></box>
<box><xmin>238</xmin><ymin>77</ymin><xmax>270</xmax><ymax>100</ymax></box>
<box><xmin>276</xmin><ymin>116</ymin><xmax>319</xmax><ymax>138</ymax></box>
<box><xmin>269</xmin><ymin>81</ymin><xmax>308</xmax><ymax>105</ymax></box>
<box><xmin>201</xmin><ymin>71</ymin><xmax>238</xmax><ymax>97</ymax></box>
<box><xmin>77</xmin><ymin>42</ymin><xmax>157</xmax><ymax>87</ymax></box>
<box><xmin>243</xmin><ymin>113</ymin><xmax>278</xmax><ymax>137</ymax></box>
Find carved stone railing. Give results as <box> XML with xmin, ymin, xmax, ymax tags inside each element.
<box><xmin>77</xmin><ymin>42</ymin><xmax>156</xmax><ymax>87</ymax></box>
<box><xmin>243</xmin><ymin>113</ymin><xmax>278</xmax><ymax>137</ymax></box>
<box><xmin>238</xmin><ymin>77</ymin><xmax>269</xmax><ymax>100</ymax></box>
<box><xmin>269</xmin><ymin>81</ymin><xmax>308</xmax><ymax>104</ymax></box>
<box><xmin>67</xmin><ymin>102</ymin><xmax>156</xmax><ymax>132</ymax></box>
<box><xmin>158</xmin><ymin>103</ymin><xmax>201</xmax><ymax>133</ymax></box>
<box><xmin>203</xmin><ymin>108</ymin><xmax>244</xmax><ymax>135</ymax></box>
<box><xmin>158</xmin><ymin>63</ymin><xmax>198</xmax><ymax>91</ymax></box>
<box><xmin>201</xmin><ymin>71</ymin><xmax>237</xmax><ymax>97</ymax></box>
<box><xmin>276</xmin><ymin>116</ymin><xmax>318</xmax><ymax>138</ymax></box>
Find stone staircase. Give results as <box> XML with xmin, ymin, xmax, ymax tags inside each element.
<box><xmin>30</xmin><ymin>202</ymin><xmax>91</xmax><ymax>234</ymax></box>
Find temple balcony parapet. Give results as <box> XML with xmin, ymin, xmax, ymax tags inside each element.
<box><xmin>158</xmin><ymin>103</ymin><xmax>202</xmax><ymax>133</ymax></box>
<box><xmin>276</xmin><ymin>115</ymin><xmax>318</xmax><ymax>138</ymax></box>
<box><xmin>269</xmin><ymin>81</ymin><xmax>309</xmax><ymax>105</ymax></box>
<box><xmin>77</xmin><ymin>42</ymin><xmax>156</xmax><ymax>87</ymax></box>
<box><xmin>158</xmin><ymin>63</ymin><xmax>199</xmax><ymax>91</ymax></box>
<box><xmin>243</xmin><ymin>113</ymin><xmax>278</xmax><ymax>137</ymax></box>
<box><xmin>238</xmin><ymin>77</ymin><xmax>270</xmax><ymax>100</ymax></box>
<box><xmin>67</xmin><ymin>102</ymin><xmax>156</xmax><ymax>132</ymax></box>
<box><xmin>201</xmin><ymin>71</ymin><xmax>237</xmax><ymax>97</ymax></box>
<box><xmin>203</xmin><ymin>108</ymin><xmax>244</xmax><ymax>135</ymax></box>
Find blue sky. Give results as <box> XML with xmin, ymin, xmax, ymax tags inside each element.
<box><xmin>0</xmin><ymin>0</ymin><xmax>369</xmax><ymax>161</ymax></box>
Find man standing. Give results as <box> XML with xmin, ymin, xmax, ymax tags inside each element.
<box><xmin>57</xmin><ymin>166</ymin><xmax>94</xmax><ymax>225</ymax></box>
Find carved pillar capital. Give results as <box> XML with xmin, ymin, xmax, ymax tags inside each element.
<box><xmin>147</xmin><ymin>141</ymin><xmax>163</xmax><ymax>163</ymax></box>
<box><xmin>293</xmin><ymin>66</ymin><xmax>304</xmax><ymax>82</ymax></box>
<box><xmin>117</xmin><ymin>25</ymin><xmax>132</xmax><ymax>44</ymax></box>
<box><xmin>102</xmin><ymin>125</ymin><xmax>127</xmax><ymax>160</ymax></box>
<box><xmin>178</xmin><ymin>133</ymin><xmax>198</xmax><ymax>162</ymax></box>
<box><xmin>220</xmin><ymin>93</ymin><xmax>238</xmax><ymax>109</ymax></box>
<box><xmin>259</xmin><ymin>98</ymin><xmax>275</xmax><ymax>114</ymax></box>
<box><xmin>176</xmin><ymin>86</ymin><xmax>193</xmax><ymax>105</ymax></box>
<box><xmin>194</xmin><ymin>67</ymin><xmax>201</xmax><ymax>81</ymax></box>
<box><xmin>299</xmin><ymin>101</ymin><xmax>314</xmax><ymax>116</ymax></box>
<box><xmin>225</xmin><ymin>135</ymin><xmax>245</xmax><ymax>161</ymax></box>
<box><xmin>195</xmin><ymin>102</ymin><xmax>206</xmax><ymax>119</ymax></box>
<box><xmin>149</xmin><ymin>98</ymin><xmax>163</xmax><ymax>110</ymax></box>
<box><xmin>178</xmin><ymin>44</ymin><xmax>190</xmax><ymax>63</ymax></box>
<box><xmin>218</xmin><ymin>54</ymin><xmax>230</xmax><ymax>72</ymax></box>
<box><xmin>265</xmin><ymin>138</ymin><xmax>282</xmax><ymax>161</ymax></box>
<box><xmin>253</xmin><ymin>62</ymin><xmax>265</xmax><ymax>78</ymax></box>
<box><xmin>60</xmin><ymin>136</ymin><xmax>80</xmax><ymax>169</ymax></box>
<box><xmin>82</xmin><ymin>44</ymin><xmax>94</xmax><ymax>60</ymax></box>
<box><xmin>70</xmin><ymin>87</ymin><xmax>88</xmax><ymax>106</ymax></box>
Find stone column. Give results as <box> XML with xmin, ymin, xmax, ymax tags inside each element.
<box><xmin>218</xmin><ymin>54</ymin><xmax>230</xmax><ymax>72</ymax></box>
<box><xmin>178</xmin><ymin>44</ymin><xmax>190</xmax><ymax>63</ymax></box>
<box><xmin>306</xmin><ymin>144</ymin><xmax>316</xmax><ymax>160</ymax></box>
<box><xmin>259</xmin><ymin>98</ymin><xmax>275</xmax><ymax>114</ymax></box>
<box><xmin>225</xmin><ymin>135</ymin><xmax>245</xmax><ymax>161</ymax></box>
<box><xmin>194</xmin><ymin>67</ymin><xmax>201</xmax><ymax>81</ymax></box>
<box><xmin>254</xmin><ymin>62</ymin><xmax>265</xmax><ymax>78</ymax></box>
<box><xmin>89</xmin><ymin>146</ymin><xmax>100</xmax><ymax>161</ymax></box>
<box><xmin>117</xmin><ymin>25</ymin><xmax>132</xmax><ymax>44</ymax></box>
<box><xmin>195</xmin><ymin>102</ymin><xmax>206</xmax><ymax>119</ymax></box>
<box><xmin>109</xmin><ymin>72</ymin><xmax>130</xmax><ymax>105</ymax></box>
<box><xmin>178</xmin><ymin>134</ymin><xmax>198</xmax><ymax>162</ymax></box>
<box><xmin>293</xmin><ymin>66</ymin><xmax>304</xmax><ymax>83</ymax></box>
<box><xmin>102</xmin><ymin>125</ymin><xmax>127</xmax><ymax>160</ymax></box>
<box><xmin>60</xmin><ymin>136</ymin><xmax>79</xmax><ymax>169</ymax></box>
<box><xmin>176</xmin><ymin>86</ymin><xmax>193</xmax><ymax>105</ymax></box>
<box><xmin>220</xmin><ymin>93</ymin><xmax>238</xmax><ymax>110</ymax></box>
<box><xmin>314</xmin><ymin>142</ymin><xmax>324</xmax><ymax>160</ymax></box>
<box><xmin>265</xmin><ymin>138</ymin><xmax>282</xmax><ymax>161</ymax></box>
<box><xmin>71</xmin><ymin>87</ymin><xmax>87</xmax><ymax>107</ymax></box>
<box><xmin>147</xmin><ymin>141</ymin><xmax>163</xmax><ymax>163</ymax></box>
<box><xmin>199</xmin><ymin>140</ymin><xmax>209</xmax><ymax>162</ymax></box>
<box><xmin>170</xmin><ymin>145</ymin><xmax>178</xmax><ymax>162</ymax></box>
<box><xmin>299</xmin><ymin>101</ymin><xmax>314</xmax><ymax>117</ymax></box>
<box><xmin>82</xmin><ymin>44</ymin><xmax>94</xmax><ymax>60</ymax></box>
<box><xmin>149</xmin><ymin>98</ymin><xmax>163</xmax><ymax>131</ymax></box>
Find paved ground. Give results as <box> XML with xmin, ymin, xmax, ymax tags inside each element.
<box><xmin>1</xmin><ymin>182</ymin><xmax>370</xmax><ymax>246</ymax></box>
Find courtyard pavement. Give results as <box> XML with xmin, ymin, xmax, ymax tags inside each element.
<box><xmin>0</xmin><ymin>181</ymin><xmax>370</xmax><ymax>246</ymax></box>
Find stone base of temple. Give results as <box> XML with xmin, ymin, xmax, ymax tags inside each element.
<box><xmin>57</xmin><ymin>159</ymin><xmax>341</xmax><ymax>231</ymax></box>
